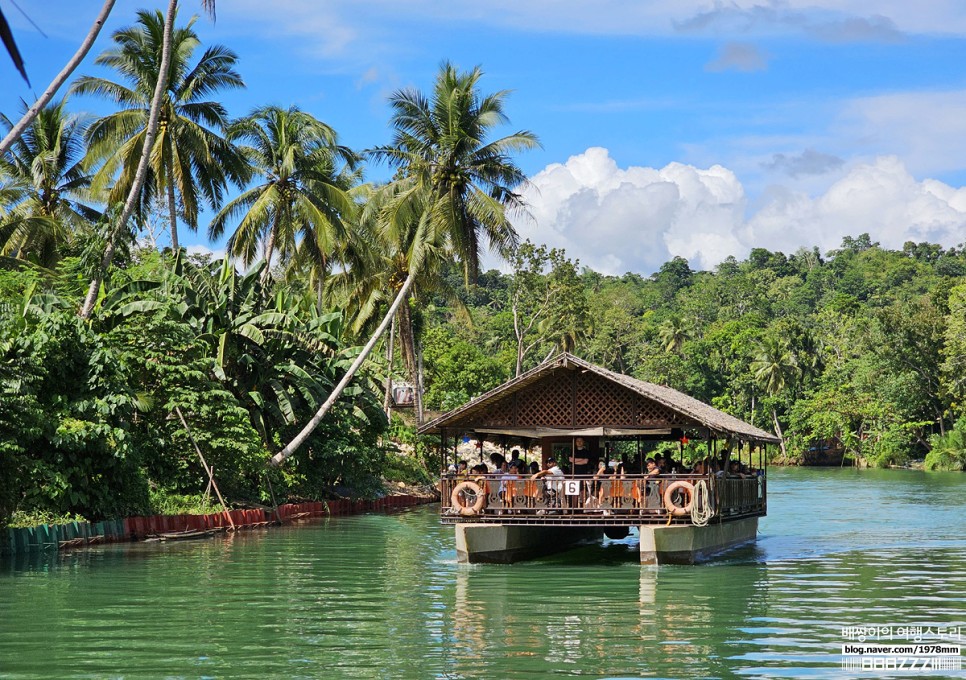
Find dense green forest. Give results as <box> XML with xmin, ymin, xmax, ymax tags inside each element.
<box><xmin>419</xmin><ymin>237</ymin><xmax>966</xmax><ymax>472</ymax></box>
<box><xmin>2</xmin><ymin>9</ymin><xmax>964</xmax><ymax>528</ymax></box>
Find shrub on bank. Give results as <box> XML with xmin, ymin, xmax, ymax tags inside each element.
<box><xmin>924</xmin><ymin>417</ymin><xmax>966</xmax><ymax>471</ymax></box>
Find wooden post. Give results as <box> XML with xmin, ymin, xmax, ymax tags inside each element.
<box><xmin>383</xmin><ymin>314</ymin><xmax>396</xmax><ymax>418</ymax></box>
<box><xmin>263</xmin><ymin>470</ymin><xmax>281</xmax><ymax>524</ymax></box>
<box><xmin>175</xmin><ymin>406</ymin><xmax>235</xmax><ymax>531</ymax></box>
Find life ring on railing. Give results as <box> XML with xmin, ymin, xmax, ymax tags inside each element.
<box><xmin>451</xmin><ymin>481</ymin><xmax>486</xmax><ymax>516</ymax></box>
<box><xmin>663</xmin><ymin>480</ymin><xmax>695</xmax><ymax>517</ymax></box>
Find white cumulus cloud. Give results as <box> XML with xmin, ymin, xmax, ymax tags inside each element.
<box><xmin>513</xmin><ymin>149</ymin><xmax>966</xmax><ymax>275</ymax></box>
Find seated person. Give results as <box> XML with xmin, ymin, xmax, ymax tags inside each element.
<box><xmin>500</xmin><ymin>461</ymin><xmax>522</xmax><ymax>508</ymax></box>
<box><xmin>531</xmin><ymin>457</ymin><xmax>564</xmax><ymax>507</ymax></box>
<box><xmin>591</xmin><ymin>460</ymin><xmax>608</xmax><ymax>491</ymax></box>
<box><xmin>583</xmin><ymin>461</ymin><xmax>608</xmax><ymax>509</ymax></box>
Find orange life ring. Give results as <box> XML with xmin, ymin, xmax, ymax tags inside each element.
<box><xmin>663</xmin><ymin>480</ymin><xmax>694</xmax><ymax>516</ymax></box>
<box><xmin>451</xmin><ymin>481</ymin><xmax>486</xmax><ymax>516</ymax></box>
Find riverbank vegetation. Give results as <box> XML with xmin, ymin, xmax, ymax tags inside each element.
<box><xmin>2</xmin><ymin>8</ymin><xmax>965</xmax><ymax>528</ymax></box>
<box><xmin>419</xmin><ymin>237</ymin><xmax>966</xmax><ymax>473</ymax></box>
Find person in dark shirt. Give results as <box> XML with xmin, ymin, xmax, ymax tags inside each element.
<box><xmin>571</xmin><ymin>437</ymin><xmax>591</xmax><ymax>475</ymax></box>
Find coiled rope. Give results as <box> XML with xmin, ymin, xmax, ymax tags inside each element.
<box><xmin>690</xmin><ymin>478</ymin><xmax>715</xmax><ymax>526</ymax></box>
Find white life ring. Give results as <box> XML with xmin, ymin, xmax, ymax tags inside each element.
<box><xmin>451</xmin><ymin>481</ymin><xmax>486</xmax><ymax>516</ymax></box>
<box><xmin>663</xmin><ymin>480</ymin><xmax>695</xmax><ymax>517</ymax></box>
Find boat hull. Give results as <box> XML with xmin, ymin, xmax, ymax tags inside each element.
<box><xmin>453</xmin><ymin>517</ymin><xmax>758</xmax><ymax>565</ymax></box>
<box><xmin>455</xmin><ymin>523</ymin><xmax>603</xmax><ymax>564</ymax></box>
<box><xmin>638</xmin><ymin>517</ymin><xmax>758</xmax><ymax>565</ymax></box>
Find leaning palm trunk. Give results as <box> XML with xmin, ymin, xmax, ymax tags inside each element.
<box><xmin>269</xmin><ymin>272</ymin><xmax>418</xmax><ymax>467</ymax></box>
<box><xmin>0</xmin><ymin>0</ymin><xmax>116</xmax><ymax>157</ymax></box>
<box><xmin>382</xmin><ymin>314</ymin><xmax>396</xmax><ymax>417</ymax></box>
<box><xmin>79</xmin><ymin>0</ymin><xmax>178</xmax><ymax>319</ymax></box>
<box><xmin>396</xmin><ymin>295</ymin><xmax>424</xmax><ymax>424</ymax></box>
<box><xmin>772</xmin><ymin>408</ymin><xmax>788</xmax><ymax>458</ymax></box>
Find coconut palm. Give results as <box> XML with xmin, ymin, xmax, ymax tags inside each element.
<box><xmin>750</xmin><ymin>336</ymin><xmax>800</xmax><ymax>456</ymax></box>
<box><xmin>268</xmin><ymin>63</ymin><xmax>537</xmax><ymax>466</ymax></box>
<box><xmin>0</xmin><ymin>0</ymin><xmax>117</xmax><ymax>158</ymax></box>
<box><xmin>71</xmin><ymin>7</ymin><xmax>248</xmax><ymax>252</ymax></box>
<box><xmin>0</xmin><ymin>100</ymin><xmax>98</xmax><ymax>266</ymax></box>
<box><xmin>208</xmin><ymin>105</ymin><xmax>357</xmax><ymax>281</ymax></box>
<box><xmin>657</xmin><ymin>315</ymin><xmax>690</xmax><ymax>354</ymax></box>
<box><xmin>325</xmin><ymin>181</ymin><xmax>460</xmax><ymax>422</ymax></box>
<box><xmin>369</xmin><ymin>61</ymin><xmax>540</xmax><ymax>282</ymax></box>
<box><xmin>79</xmin><ymin>0</ymin><xmax>218</xmax><ymax>319</ymax></box>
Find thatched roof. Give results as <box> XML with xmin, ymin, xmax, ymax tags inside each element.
<box><xmin>417</xmin><ymin>353</ymin><xmax>780</xmax><ymax>444</ymax></box>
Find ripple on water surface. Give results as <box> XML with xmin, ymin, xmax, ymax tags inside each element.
<box><xmin>1</xmin><ymin>469</ymin><xmax>965</xmax><ymax>679</ymax></box>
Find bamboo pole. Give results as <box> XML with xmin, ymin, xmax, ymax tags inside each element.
<box><xmin>263</xmin><ymin>471</ymin><xmax>281</xmax><ymax>523</ymax></box>
<box><xmin>174</xmin><ymin>406</ymin><xmax>235</xmax><ymax>531</ymax></box>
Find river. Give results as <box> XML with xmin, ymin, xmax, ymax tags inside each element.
<box><xmin>1</xmin><ymin>468</ymin><xmax>965</xmax><ymax>679</ymax></box>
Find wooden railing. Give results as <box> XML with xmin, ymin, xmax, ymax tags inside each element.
<box><xmin>438</xmin><ymin>473</ymin><xmax>765</xmax><ymax>526</ymax></box>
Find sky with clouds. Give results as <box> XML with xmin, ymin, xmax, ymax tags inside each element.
<box><xmin>3</xmin><ymin>0</ymin><xmax>966</xmax><ymax>275</ymax></box>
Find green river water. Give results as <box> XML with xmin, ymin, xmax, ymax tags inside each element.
<box><xmin>1</xmin><ymin>468</ymin><xmax>965</xmax><ymax>679</ymax></box>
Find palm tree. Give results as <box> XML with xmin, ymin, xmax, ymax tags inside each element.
<box><xmin>0</xmin><ymin>0</ymin><xmax>117</xmax><ymax>158</ymax></box>
<box><xmin>658</xmin><ymin>315</ymin><xmax>690</xmax><ymax>354</ymax></box>
<box><xmin>78</xmin><ymin>0</ymin><xmax>221</xmax><ymax>319</ymax></box>
<box><xmin>325</xmin><ymin>181</ymin><xmax>458</xmax><ymax>422</ymax></box>
<box><xmin>0</xmin><ymin>100</ymin><xmax>98</xmax><ymax>266</ymax></box>
<box><xmin>369</xmin><ymin>61</ymin><xmax>539</xmax><ymax>282</ymax></box>
<box><xmin>209</xmin><ymin>105</ymin><xmax>357</xmax><ymax>281</ymax></box>
<box><xmin>71</xmin><ymin>8</ymin><xmax>248</xmax><ymax>253</ymax></box>
<box><xmin>268</xmin><ymin>62</ymin><xmax>537</xmax><ymax>466</ymax></box>
<box><xmin>750</xmin><ymin>336</ymin><xmax>800</xmax><ymax>456</ymax></box>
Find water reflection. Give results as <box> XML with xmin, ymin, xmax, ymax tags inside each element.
<box><xmin>445</xmin><ymin>549</ymin><xmax>780</xmax><ymax>678</ymax></box>
<box><xmin>441</xmin><ymin>503</ymin><xmax>965</xmax><ymax>679</ymax></box>
<box><xmin>2</xmin><ymin>470</ymin><xmax>965</xmax><ymax>679</ymax></box>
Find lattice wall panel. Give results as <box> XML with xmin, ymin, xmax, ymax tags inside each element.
<box><xmin>443</xmin><ymin>367</ymin><xmax>701</xmax><ymax>431</ymax></box>
<box><xmin>575</xmin><ymin>372</ymin><xmax>684</xmax><ymax>427</ymax></box>
<box><xmin>515</xmin><ymin>370</ymin><xmax>574</xmax><ymax>427</ymax></box>
<box><xmin>456</xmin><ymin>394</ymin><xmax>515</xmax><ymax>427</ymax></box>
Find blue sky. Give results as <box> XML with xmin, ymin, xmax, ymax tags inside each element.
<box><xmin>3</xmin><ymin>0</ymin><xmax>966</xmax><ymax>274</ymax></box>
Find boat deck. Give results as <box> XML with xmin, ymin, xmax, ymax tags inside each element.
<box><xmin>440</xmin><ymin>473</ymin><xmax>765</xmax><ymax>527</ymax></box>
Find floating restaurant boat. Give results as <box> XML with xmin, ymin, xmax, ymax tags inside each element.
<box><xmin>419</xmin><ymin>353</ymin><xmax>779</xmax><ymax>565</ymax></box>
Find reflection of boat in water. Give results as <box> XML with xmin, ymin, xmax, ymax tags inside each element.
<box><xmin>446</xmin><ymin>548</ymin><xmax>770</xmax><ymax>676</ymax></box>
<box><xmin>420</xmin><ymin>353</ymin><xmax>778</xmax><ymax>565</ymax></box>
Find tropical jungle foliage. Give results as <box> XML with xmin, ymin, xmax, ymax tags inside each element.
<box><xmin>2</xmin><ymin>8</ymin><xmax>965</xmax><ymax>528</ymax></box>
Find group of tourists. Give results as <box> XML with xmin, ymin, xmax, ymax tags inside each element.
<box><xmin>445</xmin><ymin>437</ymin><xmax>760</xmax><ymax>515</ymax></box>
<box><xmin>446</xmin><ymin>439</ymin><xmax>759</xmax><ymax>483</ymax></box>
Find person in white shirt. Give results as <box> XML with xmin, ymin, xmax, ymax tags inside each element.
<box><xmin>531</xmin><ymin>457</ymin><xmax>564</xmax><ymax>508</ymax></box>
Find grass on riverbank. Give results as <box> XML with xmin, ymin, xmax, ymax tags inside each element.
<box><xmin>5</xmin><ymin>510</ymin><xmax>90</xmax><ymax>529</ymax></box>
